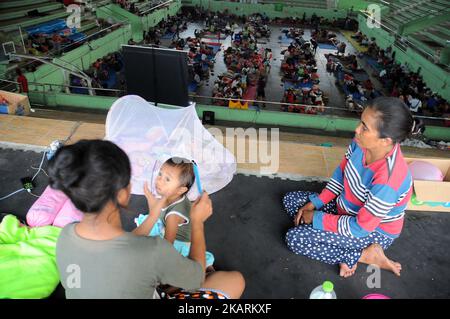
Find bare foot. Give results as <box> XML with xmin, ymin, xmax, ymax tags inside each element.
<box><xmin>359</xmin><ymin>244</ymin><xmax>402</xmax><ymax>276</ymax></box>
<box><xmin>339</xmin><ymin>263</ymin><xmax>357</xmax><ymax>278</ymax></box>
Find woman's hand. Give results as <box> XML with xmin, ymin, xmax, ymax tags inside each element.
<box><xmin>191</xmin><ymin>192</ymin><xmax>212</xmax><ymax>224</ymax></box>
<box><xmin>294</xmin><ymin>201</ymin><xmax>315</xmax><ymax>226</ymax></box>
<box><xmin>144</xmin><ymin>182</ymin><xmax>167</xmax><ymax>214</ymax></box>
<box><xmin>299</xmin><ymin>210</ymin><xmax>314</xmax><ymax>225</ymax></box>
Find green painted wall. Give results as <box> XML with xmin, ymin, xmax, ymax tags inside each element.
<box><xmin>0</xmin><ymin>11</ymin><xmax>70</xmax><ymax>33</ymax></box>
<box><xmin>402</xmin><ymin>13</ymin><xmax>450</xmax><ymax>36</ymax></box>
<box><xmin>0</xmin><ymin>0</ymin><xmax>49</xmax><ymax>9</ymax></box>
<box><xmin>141</xmin><ymin>1</ymin><xmax>183</xmax><ymax>33</ymax></box>
<box><xmin>97</xmin><ymin>2</ymin><xmax>182</xmax><ymax>42</ymax></box>
<box><xmin>337</xmin><ymin>0</ymin><xmax>372</xmax><ymax>11</ymax></box>
<box><xmin>188</xmin><ymin>0</ymin><xmax>347</xmax><ymax>19</ymax></box>
<box><xmin>97</xmin><ymin>4</ymin><xmax>143</xmax><ymax>41</ymax></box>
<box><xmin>27</xmin><ymin>91</ymin><xmax>450</xmax><ymax>141</ymax></box>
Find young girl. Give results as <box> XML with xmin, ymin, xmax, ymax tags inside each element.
<box><xmin>134</xmin><ymin>157</ymin><xmax>215</xmax><ymax>269</ymax></box>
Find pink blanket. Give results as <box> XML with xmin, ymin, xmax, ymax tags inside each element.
<box><xmin>26</xmin><ymin>186</ymin><xmax>83</xmax><ymax>228</ymax></box>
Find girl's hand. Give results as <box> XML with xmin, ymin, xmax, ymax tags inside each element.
<box><xmin>144</xmin><ymin>181</ymin><xmax>157</xmax><ymax>209</ymax></box>
<box><xmin>144</xmin><ymin>182</ymin><xmax>167</xmax><ymax>213</ymax></box>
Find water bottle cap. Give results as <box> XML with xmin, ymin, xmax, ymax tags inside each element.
<box><xmin>322</xmin><ymin>281</ymin><xmax>334</xmax><ymax>293</ymax></box>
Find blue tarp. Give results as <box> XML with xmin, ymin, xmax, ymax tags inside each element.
<box><xmin>365</xmin><ymin>56</ymin><xmax>383</xmax><ymax>72</ymax></box>
<box><xmin>188</xmin><ymin>82</ymin><xmax>198</xmax><ymax>93</ymax></box>
<box><xmin>161</xmin><ymin>32</ymin><xmax>175</xmax><ymax>39</ymax></box>
<box><xmin>101</xmin><ymin>66</ymin><xmax>117</xmax><ymax>89</ymax></box>
<box><xmin>68</xmin><ymin>32</ymin><xmax>86</xmax><ymax>42</ymax></box>
<box><xmin>284</xmin><ymin>80</ymin><xmax>313</xmax><ymax>90</ymax></box>
<box><xmin>279</xmin><ymin>34</ymin><xmax>293</xmax><ymax>46</ymax></box>
<box><xmin>26</xmin><ymin>19</ymin><xmax>67</xmax><ymax>35</ymax></box>
<box><xmin>317</xmin><ymin>43</ymin><xmax>336</xmax><ymax>50</ymax></box>
<box><xmin>210</xmin><ymin>44</ymin><xmax>221</xmax><ymax>55</ymax></box>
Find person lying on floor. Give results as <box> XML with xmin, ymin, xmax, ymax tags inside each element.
<box><xmin>49</xmin><ymin>140</ymin><xmax>244</xmax><ymax>299</ymax></box>
<box><xmin>282</xmin><ymin>97</ymin><xmax>423</xmax><ymax>278</ymax></box>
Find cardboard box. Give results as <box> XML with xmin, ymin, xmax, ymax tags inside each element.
<box><xmin>405</xmin><ymin>157</ymin><xmax>450</xmax><ymax>213</ymax></box>
<box><xmin>0</xmin><ymin>90</ymin><xmax>31</xmax><ymax>115</ymax></box>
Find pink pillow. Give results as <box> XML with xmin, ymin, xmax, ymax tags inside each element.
<box><xmin>408</xmin><ymin>161</ymin><xmax>444</xmax><ymax>182</ymax></box>
<box><xmin>53</xmin><ymin>199</ymin><xmax>84</xmax><ymax>228</ymax></box>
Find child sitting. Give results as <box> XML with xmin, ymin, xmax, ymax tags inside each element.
<box><xmin>134</xmin><ymin>157</ymin><xmax>215</xmax><ymax>269</ymax></box>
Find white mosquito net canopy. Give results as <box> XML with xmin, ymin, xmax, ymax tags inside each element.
<box><xmin>105</xmin><ymin>95</ymin><xmax>236</xmax><ymax>200</ymax></box>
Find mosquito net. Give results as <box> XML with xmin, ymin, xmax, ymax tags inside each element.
<box><xmin>105</xmin><ymin>95</ymin><xmax>236</xmax><ymax>200</ymax></box>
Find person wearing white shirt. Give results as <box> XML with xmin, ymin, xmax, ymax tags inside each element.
<box><xmin>408</xmin><ymin>95</ymin><xmax>422</xmax><ymax>113</ymax></box>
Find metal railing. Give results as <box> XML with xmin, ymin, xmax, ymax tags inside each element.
<box><xmin>140</xmin><ymin>0</ymin><xmax>174</xmax><ymax>16</ymax></box>
<box><xmin>1</xmin><ymin>79</ymin><xmax>449</xmax><ymax>123</ymax></box>
<box><xmin>31</xmin><ymin>25</ymin><xmax>131</xmax><ymax>81</ymax></box>
<box><xmin>359</xmin><ymin>11</ymin><xmax>437</xmax><ymax>61</ymax></box>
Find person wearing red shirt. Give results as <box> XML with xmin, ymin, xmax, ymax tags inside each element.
<box><xmin>16</xmin><ymin>68</ymin><xmax>28</xmax><ymax>93</ymax></box>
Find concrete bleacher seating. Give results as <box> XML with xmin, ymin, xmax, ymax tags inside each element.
<box><xmin>382</xmin><ymin>0</ymin><xmax>449</xmax><ymax>33</ymax></box>
<box><xmin>0</xmin><ymin>0</ymin><xmax>112</xmax><ymax>33</ymax></box>
<box><xmin>407</xmin><ymin>21</ymin><xmax>450</xmax><ymax>67</ymax></box>
<box><xmin>377</xmin><ymin>0</ymin><xmax>449</xmax><ymax>67</ymax></box>
<box><xmin>129</xmin><ymin>0</ymin><xmax>170</xmax><ymax>16</ymax></box>
<box><xmin>0</xmin><ymin>0</ymin><xmax>106</xmax><ymax>51</ymax></box>
<box><xmin>0</xmin><ymin>1</ymin><xmax>69</xmax><ymax>32</ymax></box>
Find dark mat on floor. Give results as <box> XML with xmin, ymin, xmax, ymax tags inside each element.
<box><xmin>1</xmin><ymin>148</ymin><xmax>449</xmax><ymax>299</ymax></box>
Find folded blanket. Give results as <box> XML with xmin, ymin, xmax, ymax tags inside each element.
<box><xmin>0</xmin><ymin>214</ymin><xmax>61</xmax><ymax>298</ymax></box>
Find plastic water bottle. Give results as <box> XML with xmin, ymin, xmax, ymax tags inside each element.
<box><xmin>309</xmin><ymin>281</ymin><xmax>337</xmax><ymax>299</ymax></box>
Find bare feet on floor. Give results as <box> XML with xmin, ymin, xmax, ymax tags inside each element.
<box><xmin>359</xmin><ymin>243</ymin><xmax>402</xmax><ymax>276</ymax></box>
<box><xmin>339</xmin><ymin>263</ymin><xmax>358</xmax><ymax>278</ymax></box>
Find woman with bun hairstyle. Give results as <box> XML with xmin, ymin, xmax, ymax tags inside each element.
<box><xmin>282</xmin><ymin>97</ymin><xmax>424</xmax><ymax>278</ymax></box>
<box><xmin>48</xmin><ymin>139</ymin><xmax>244</xmax><ymax>299</ymax></box>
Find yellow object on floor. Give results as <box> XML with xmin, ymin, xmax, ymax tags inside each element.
<box><xmin>341</xmin><ymin>30</ymin><xmax>368</xmax><ymax>53</ymax></box>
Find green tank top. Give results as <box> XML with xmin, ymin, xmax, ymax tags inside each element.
<box><xmin>160</xmin><ymin>196</ymin><xmax>191</xmax><ymax>242</ymax></box>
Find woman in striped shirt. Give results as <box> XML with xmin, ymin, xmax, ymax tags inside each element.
<box><xmin>283</xmin><ymin>97</ymin><xmax>423</xmax><ymax>278</ymax></box>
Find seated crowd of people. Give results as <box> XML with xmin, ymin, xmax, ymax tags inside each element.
<box><xmin>25</xmin><ymin>18</ymin><xmax>115</xmax><ymax>56</ymax></box>
<box><xmin>26</xmin><ymin>33</ymin><xmax>72</xmax><ymax>56</ymax></box>
<box><xmin>281</xmin><ymin>84</ymin><xmax>325</xmax><ymax>114</ymax></box>
<box><xmin>212</xmin><ymin>21</ymin><xmax>272</xmax><ymax>108</ymax></box>
<box><xmin>187</xmin><ymin>39</ymin><xmax>217</xmax><ymax>88</ymax></box>
<box><xmin>272</xmin><ymin>13</ymin><xmax>357</xmax><ymax>31</ymax></box>
<box><xmin>325</xmin><ymin>52</ymin><xmax>378</xmax><ymax>112</ymax></box>
<box><xmin>70</xmin><ymin>52</ymin><xmax>124</xmax><ymax>96</ymax></box>
<box><xmin>351</xmin><ymin>31</ymin><xmax>373</xmax><ymax>47</ymax></box>
<box><xmin>143</xmin><ymin>13</ymin><xmax>189</xmax><ymax>45</ymax></box>
<box><xmin>359</xmin><ymin>32</ymin><xmax>449</xmax><ymax>118</ymax></box>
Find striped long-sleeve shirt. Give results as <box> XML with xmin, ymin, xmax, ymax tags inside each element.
<box><xmin>310</xmin><ymin>140</ymin><xmax>412</xmax><ymax>239</ymax></box>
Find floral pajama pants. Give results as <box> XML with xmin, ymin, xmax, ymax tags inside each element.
<box><xmin>283</xmin><ymin>191</ymin><xmax>394</xmax><ymax>268</ymax></box>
